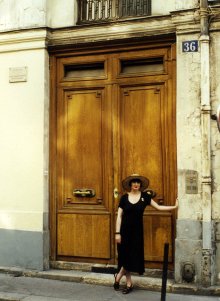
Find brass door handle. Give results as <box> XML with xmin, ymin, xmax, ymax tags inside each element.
<box><xmin>73</xmin><ymin>189</ymin><xmax>95</xmax><ymax>197</ymax></box>
<box><xmin>114</xmin><ymin>188</ymin><xmax>119</xmax><ymax>199</ymax></box>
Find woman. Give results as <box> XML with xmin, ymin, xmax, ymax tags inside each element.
<box><xmin>114</xmin><ymin>174</ymin><xmax>178</xmax><ymax>294</ymax></box>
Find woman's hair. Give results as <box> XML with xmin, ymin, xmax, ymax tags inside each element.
<box><xmin>129</xmin><ymin>178</ymin><xmax>142</xmax><ymax>187</ymax></box>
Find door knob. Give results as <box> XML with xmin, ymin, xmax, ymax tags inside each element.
<box><xmin>113</xmin><ymin>188</ymin><xmax>119</xmax><ymax>199</ymax></box>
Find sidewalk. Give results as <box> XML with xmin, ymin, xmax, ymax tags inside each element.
<box><xmin>0</xmin><ymin>268</ymin><xmax>220</xmax><ymax>301</ymax></box>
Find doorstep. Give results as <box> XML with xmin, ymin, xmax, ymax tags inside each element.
<box><xmin>0</xmin><ymin>265</ymin><xmax>220</xmax><ymax>297</ymax></box>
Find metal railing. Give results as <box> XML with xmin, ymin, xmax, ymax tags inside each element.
<box><xmin>78</xmin><ymin>0</ymin><xmax>151</xmax><ymax>24</ymax></box>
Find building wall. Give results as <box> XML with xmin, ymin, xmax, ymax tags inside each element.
<box><xmin>173</xmin><ymin>7</ymin><xmax>220</xmax><ymax>284</ymax></box>
<box><xmin>0</xmin><ymin>0</ymin><xmax>220</xmax><ymax>286</ymax></box>
<box><xmin>175</xmin><ymin>29</ymin><xmax>203</xmax><ymax>283</ymax></box>
<box><xmin>0</xmin><ymin>30</ymin><xmax>49</xmax><ymax>269</ymax></box>
<box><xmin>210</xmin><ymin>31</ymin><xmax>220</xmax><ymax>283</ymax></box>
<box><xmin>0</xmin><ymin>0</ymin><xmax>197</xmax><ymax>31</ymax></box>
<box><xmin>0</xmin><ymin>0</ymin><xmax>46</xmax><ymax>31</ymax></box>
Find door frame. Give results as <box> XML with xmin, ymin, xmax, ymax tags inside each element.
<box><xmin>49</xmin><ymin>36</ymin><xmax>177</xmax><ymax>267</ymax></box>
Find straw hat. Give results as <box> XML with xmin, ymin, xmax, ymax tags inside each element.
<box><xmin>122</xmin><ymin>174</ymin><xmax>149</xmax><ymax>191</ymax></box>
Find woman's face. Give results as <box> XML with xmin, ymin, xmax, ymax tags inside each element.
<box><xmin>130</xmin><ymin>180</ymin><xmax>141</xmax><ymax>192</ymax></box>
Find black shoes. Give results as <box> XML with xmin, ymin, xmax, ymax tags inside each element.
<box><xmin>113</xmin><ymin>274</ymin><xmax>120</xmax><ymax>290</ymax></box>
<box><xmin>113</xmin><ymin>274</ymin><xmax>133</xmax><ymax>294</ymax></box>
<box><xmin>122</xmin><ymin>285</ymin><xmax>133</xmax><ymax>294</ymax></box>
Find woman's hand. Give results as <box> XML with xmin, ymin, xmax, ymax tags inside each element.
<box><xmin>115</xmin><ymin>208</ymin><xmax>123</xmax><ymax>243</ymax></box>
<box><xmin>151</xmin><ymin>197</ymin><xmax>179</xmax><ymax>211</ymax></box>
<box><xmin>175</xmin><ymin>197</ymin><xmax>179</xmax><ymax>209</ymax></box>
<box><xmin>115</xmin><ymin>234</ymin><xmax>121</xmax><ymax>244</ymax></box>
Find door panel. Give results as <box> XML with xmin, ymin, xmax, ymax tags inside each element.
<box><xmin>58</xmin><ymin>89</ymin><xmax>104</xmax><ymax>206</ymax></box>
<box><xmin>120</xmin><ymin>85</ymin><xmax>164</xmax><ymax>197</ymax></box>
<box><xmin>144</xmin><ymin>214</ymin><xmax>173</xmax><ymax>262</ymax></box>
<box><xmin>119</xmin><ymin>84</ymin><xmax>173</xmax><ymax>263</ymax></box>
<box><xmin>58</xmin><ymin>213</ymin><xmax>110</xmax><ymax>258</ymax></box>
<box><xmin>57</xmin><ymin>87</ymin><xmax>113</xmax><ymax>259</ymax></box>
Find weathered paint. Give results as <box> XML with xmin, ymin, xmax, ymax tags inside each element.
<box><xmin>0</xmin><ymin>228</ymin><xmax>49</xmax><ymax>270</ymax></box>
<box><xmin>0</xmin><ymin>0</ymin><xmax>219</xmax><ymax>287</ymax></box>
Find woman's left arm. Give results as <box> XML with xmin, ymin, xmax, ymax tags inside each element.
<box><xmin>150</xmin><ymin>198</ymin><xmax>178</xmax><ymax>211</ymax></box>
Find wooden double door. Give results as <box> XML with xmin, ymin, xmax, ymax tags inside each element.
<box><xmin>50</xmin><ymin>42</ymin><xmax>177</xmax><ymax>268</ymax></box>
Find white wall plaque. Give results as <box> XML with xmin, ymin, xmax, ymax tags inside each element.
<box><xmin>9</xmin><ymin>67</ymin><xmax>28</xmax><ymax>83</ymax></box>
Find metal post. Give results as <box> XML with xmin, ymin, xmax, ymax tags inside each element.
<box><xmin>161</xmin><ymin>243</ymin><xmax>169</xmax><ymax>301</ymax></box>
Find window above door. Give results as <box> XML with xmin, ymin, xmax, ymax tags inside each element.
<box><xmin>77</xmin><ymin>0</ymin><xmax>151</xmax><ymax>24</ymax></box>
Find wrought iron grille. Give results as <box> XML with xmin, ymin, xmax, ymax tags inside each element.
<box><xmin>78</xmin><ymin>0</ymin><xmax>151</xmax><ymax>24</ymax></box>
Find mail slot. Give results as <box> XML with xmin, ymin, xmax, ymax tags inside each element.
<box><xmin>73</xmin><ymin>189</ymin><xmax>96</xmax><ymax>197</ymax></box>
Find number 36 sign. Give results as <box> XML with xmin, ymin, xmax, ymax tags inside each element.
<box><xmin>182</xmin><ymin>40</ymin><xmax>199</xmax><ymax>52</ymax></box>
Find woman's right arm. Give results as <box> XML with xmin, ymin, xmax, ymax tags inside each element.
<box><xmin>115</xmin><ymin>207</ymin><xmax>123</xmax><ymax>244</ymax></box>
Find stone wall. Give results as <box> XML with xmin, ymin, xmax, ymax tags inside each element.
<box><xmin>0</xmin><ymin>29</ymin><xmax>49</xmax><ymax>269</ymax></box>
<box><xmin>0</xmin><ymin>0</ymin><xmax>197</xmax><ymax>31</ymax></box>
<box><xmin>210</xmin><ymin>31</ymin><xmax>220</xmax><ymax>284</ymax></box>
<box><xmin>0</xmin><ymin>0</ymin><xmax>220</xmax><ymax>286</ymax></box>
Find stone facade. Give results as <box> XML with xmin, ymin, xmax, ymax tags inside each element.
<box><xmin>0</xmin><ymin>0</ymin><xmax>220</xmax><ymax>287</ymax></box>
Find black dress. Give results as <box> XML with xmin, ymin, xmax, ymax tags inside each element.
<box><xmin>117</xmin><ymin>191</ymin><xmax>151</xmax><ymax>275</ymax></box>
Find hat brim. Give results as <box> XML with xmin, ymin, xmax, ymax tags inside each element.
<box><xmin>122</xmin><ymin>175</ymin><xmax>149</xmax><ymax>191</ymax></box>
